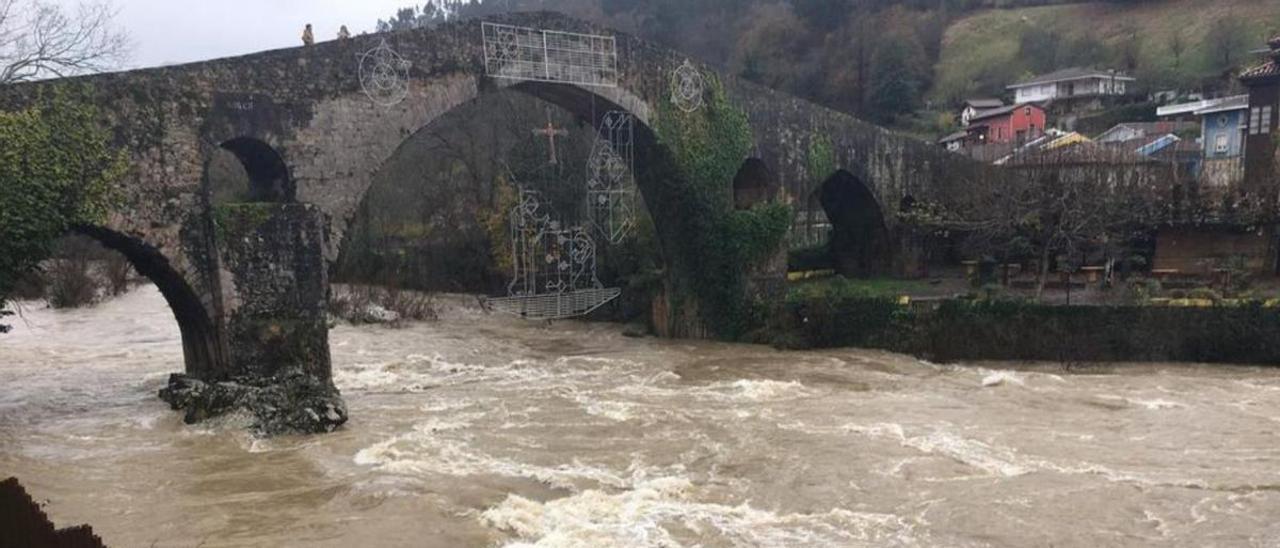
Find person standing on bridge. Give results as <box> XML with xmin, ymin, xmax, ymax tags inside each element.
<box><xmin>337</xmin><ymin>25</ymin><xmax>351</xmax><ymax>41</ymax></box>
<box><xmin>302</xmin><ymin>24</ymin><xmax>315</xmax><ymax>46</ymax></box>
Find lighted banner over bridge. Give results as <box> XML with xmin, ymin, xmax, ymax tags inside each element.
<box><xmin>482</xmin><ymin>22</ymin><xmax>618</xmax><ymax>88</ymax></box>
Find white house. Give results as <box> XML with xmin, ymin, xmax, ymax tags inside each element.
<box><xmin>960</xmin><ymin>98</ymin><xmax>1004</xmax><ymax>127</ymax></box>
<box><xmin>1008</xmin><ymin>68</ymin><xmax>1136</xmax><ymax>104</ymax></box>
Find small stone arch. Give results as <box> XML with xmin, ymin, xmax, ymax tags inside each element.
<box><xmin>213</xmin><ymin>137</ymin><xmax>295</xmax><ymax>203</ymax></box>
<box><xmin>69</xmin><ymin>225</ymin><xmax>224</xmax><ymax>378</ymax></box>
<box><xmin>818</xmin><ymin>170</ymin><xmax>890</xmax><ymax>277</ymax></box>
<box><xmin>732</xmin><ymin>158</ymin><xmax>777</xmax><ymax>210</ymax></box>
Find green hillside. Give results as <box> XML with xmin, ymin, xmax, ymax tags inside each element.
<box><xmin>933</xmin><ymin>0</ymin><xmax>1280</xmax><ymax>103</ymax></box>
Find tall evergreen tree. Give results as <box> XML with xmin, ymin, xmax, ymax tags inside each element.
<box><xmin>868</xmin><ymin>33</ymin><xmax>925</xmax><ymax>122</ymax></box>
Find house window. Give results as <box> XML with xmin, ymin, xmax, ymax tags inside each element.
<box><xmin>1215</xmin><ymin>134</ymin><xmax>1229</xmax><ymax>154</ymax></box>
<box><xmin>1219</xmin><ymin>115</ymin><xmax>1229</xmax><ymax>128</ymax></box>
<box><xmin>1264</xmin><ymin>106</ymin><xmax>1274</xmax><ymax>134</ymax></box>
<box><xmin>1024</xmin><ymin>106</ymin><xmax>1032</xmax><ymax>117</ymax></box>
<box><xmin>1251</xmin><ymin>107</ymin><xmax>1263</xmax><ymax>135</ymax></box>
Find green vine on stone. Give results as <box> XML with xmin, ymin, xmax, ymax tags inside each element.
<box><xmin>653</xmin><ymin>71</ymin><xmax>792</xmax><ymax>339</ymax></box>
<box><xmin>213</xmin><ymin>203</ymin><xmax>277</xmax><ymax>242</ymax></box>
<box><xmin>806</xmin><ymin>134</ymin><xmax>835</xmax><ymax>185</ymax></box>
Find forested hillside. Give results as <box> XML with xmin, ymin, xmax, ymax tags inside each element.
<box><xmin>381</xmin><ymin>0</ymin><xmax>1278</xmax><ymax>130</ymax></box>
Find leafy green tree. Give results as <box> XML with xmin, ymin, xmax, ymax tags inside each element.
<box><xmin>0</xmin><ymin>91</ymin><xmax>126</xmax><ymax>331</ymax></box>
<box><xmin>376</xmin><ymin>1</ymin><xmax>467</xmax><ymax>32</ymax></box>
<box><xmin>868</xmin><ymin>33</ymin><xmax>926</xmax><ymax>122</ymax></box>
<box><xmin>788</xmin><ymin>0</ymin><xmax>853</xmax><ymax>33</ymax></box>
<box><xmin>1206</xmin><ymin>15</ymin><xmax>1248</xmax><ymax>71</ymax></box>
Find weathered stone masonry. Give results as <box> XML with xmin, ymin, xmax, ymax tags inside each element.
<box><xmin>0</xmin><ymin>12</ymin><xmax>984</xmax><ymax>431</ymax></box>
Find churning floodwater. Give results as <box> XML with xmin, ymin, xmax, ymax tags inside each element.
<box><xmin>3</xmin><ymin>285</ymin><xmax>1280</xmax><ymax>547</ymax></box>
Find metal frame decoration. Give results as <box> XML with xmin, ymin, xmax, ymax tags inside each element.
<box><xmin>586</xmin><ymin>111</ymin><xmax>637</xmax><ymax>243</ymax></box>
<box><xmin>485</xmin><ymin>188</ymin><xmax>621</xmax><ymax>320</ymax></box>
<box><xmin>482</xmin><ymin>22</ymin><xmax>618</xmax><ymax>88</ymax></box>
<box><xmin>671</xmin><ymin>60</ymin><xmax>705</xmax><ymax>113</ymax></box>
<box><xmin>358</xmin><ymin>39</ymin><xmax>412</xmax><ymax>107</ymax></box>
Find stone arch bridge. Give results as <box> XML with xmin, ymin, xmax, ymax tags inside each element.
<box><xmin>1</xmin><ymin>12</ymin><xmax>982</xmax><ymax>426</ymax></box>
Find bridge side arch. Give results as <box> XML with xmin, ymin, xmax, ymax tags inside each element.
<box><xmin>816</xmin><ymin>169</ymin><xmax>891</xmax><ymax>277</ymax></box>
<box><xmin>69</xmin><ymin>225</ymin><xmax>224</xmax><ymax>378</ymax></box>
<box><xmin>732</xmin><ymin>158</ymin><xmax>779</xmax><ymax>210</ymax></box>
<box><xmin>216</xmin><ymin>137</ymin><xmax>295</xmax><ymax>203</ymax></box>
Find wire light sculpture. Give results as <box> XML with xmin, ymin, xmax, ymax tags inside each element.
<box><xmin>482</xmin><ymin>22</ymin><xmax>618</xmax><ymax>88</ymax></box>
<box><xmin>671</xmin><ymin>60</ymin><xmax>705</xmax><ymax>113</ymax></box>
<box><xmin>485</xmin><ymin>188</ymin><xmax>621</xmax><ymax>320</ymax></box>
<box><xmin>358</xmin><ymin>39</ymin><xmax>412</xmax><ymax>106</ymax></box>
<box><xmin>586</xmin><ymin>111</ymin><xmax>637</xmax><ymax>244</ymax></box>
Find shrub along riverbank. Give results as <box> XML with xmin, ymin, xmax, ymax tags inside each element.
<box><xmin>769</xmin><ymin>278</ymin><xmax>1280</xmax><ymax>365</ymax></box>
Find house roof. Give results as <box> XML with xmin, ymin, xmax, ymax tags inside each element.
<box><xmin>1194</xmin><ymin>94</ymin><xmax>1249</xmax><ymax>115</ymax></box>
<box><xmin>1157</xmin><ymin>95</ymin><xmax>1249</xmax><ymax>117</ymax></box>
<box><xmin>1097</xmin><ymin>121</ymin><xmax>1198</xmax><ymax>141</ymax></box>
<box><xmin>938</xmin><ymin>130</ymin><xmax>969</xmax><ymax>144</ymax></box>
<box><xmin>1150</xmin><ymin>139</ymin><xmax>1204</xmax><ymax>162</ymax></box>
<box><xmin>1106</xmin><ymin>133</ymin><xmax>1181</xmax><ymax>156</ymax></box>
<box><xmin>1005</xmin><ymin>140</ymin><xmax>1158</xmax><ymax>166</ymax></box>
<box><xmin>964</xmin><ymin>98</ymin><xmax>1004</xmax><ymax>109</ymax></box>
<box><xmin>1242</xmin><ymin>60</ymin><xmax>1280</xmax><ymax>82</ymax></box>
<box><xmin>1041</xmin><ymin>132</ymin><xmax>1092</xmax><ymax>151</ymax></box>
<box><xmin>968</xmin><ymin>102</ymin><xmax>1041</xmax><ymax>123</ymax></box>
<box><xmin>1241</xmin><ymin>37</ymin><xmax>1280</xmax><ymax>82</ymax></box>
<box><xmin>1008</xmin><ymin>67</ymin><xmax>1136</xmax><ymax>89</ymax></box>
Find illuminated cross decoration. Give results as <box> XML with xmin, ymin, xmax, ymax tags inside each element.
<box><xmin>532</xmin><ymin>108</ymin><xmax>569</xmax><ymax>165</ymax></box>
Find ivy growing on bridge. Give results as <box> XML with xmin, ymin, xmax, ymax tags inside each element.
<box><xmin>806</xmin><ymin>134</ymin><xmax>836</xmax><ymax>186</ymax></box>
<box><xmin>653</xmin><ymin>73</ymin><xmax>791</xmax><ymax>339</ymax></box>
<box><xmin>0</xmin><ymin>88</ymin><xmax>126</xmax><ymax>331</ymax></box>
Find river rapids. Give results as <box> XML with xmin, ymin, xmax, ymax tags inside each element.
<box><xmin>3</xmin><ymin>285</ymin><xmax>1280</xmax><ymax>547</ymax></box>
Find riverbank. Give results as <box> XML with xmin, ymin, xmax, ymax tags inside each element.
<box><xmin>767</xmin><ymin>276</ymin><xmax>1280</xmax><ymax>365</ymax></box>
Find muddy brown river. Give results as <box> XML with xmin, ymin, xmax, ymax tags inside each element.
<box><xmin>3</xmin><ymin>285</ymin><xmax>1280</xmax><ymax>547</ymax></box>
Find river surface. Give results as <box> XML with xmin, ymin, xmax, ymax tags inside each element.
<box><xmin>3</xmin><ymin>285</ymin><xmax>1280</xmax><ymax>547</ymax></box>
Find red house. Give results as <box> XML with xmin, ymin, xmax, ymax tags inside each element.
<box><xmin>966</xmin><ymin>103</ymin><xmax>1047</xmax><ymax>145</ymax></box>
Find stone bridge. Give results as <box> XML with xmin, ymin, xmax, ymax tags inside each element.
<box><xmin>1</xmin><ymin>12</ymin><xmax>982</xmax><ymax>431</ymax></box>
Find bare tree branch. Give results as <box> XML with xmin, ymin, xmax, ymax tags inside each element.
<box><xmin>0</xmin><ymin>0</ymin><xmax>131</xmax><ymax>84</ymax></box>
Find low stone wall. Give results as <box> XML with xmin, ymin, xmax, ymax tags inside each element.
<box><xmin>776</xmin><ymin>296</ymin><xmax>1280</xmax><ymax>365</ymax></box>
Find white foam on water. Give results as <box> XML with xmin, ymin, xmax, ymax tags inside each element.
<box><xmin>481</xmin><ymin>477</ymin><xmax>924</xmax><ymax>547</ymax></box>
<box><xmin>722</xmin><ymin>379</ymin><xmax>809</xmax><ymax>400</ymax></box>
<box><xmin>901</xmin><ymin>430</ymin><xmax>1031</xmax><ymax>477</ymax></box>
<box><xmin>841</xmin><ymin>423</ymin><xmax>1033</xmax><ymax>478</ymax></box>
<box><xmin>577</xmin><ymin>398</ymin><xmax>641</xmax><ymax>422</ymax></box>
<box><xmin>354</xmin><ymin>428</ymin><xmax>630</xmax><ymax>490</ymax></box>
<box><xmin>336</xmin><ymin>354</ymin><xmax>599</xmax><ymax>394</ymax></box>
<box><xmin>1140</xmin><ymin>510</ymin><xmax>1171</xmax><ymax>539</ymax></box>
<box><xmin>1128</xmin><ymin>398</ymin><xmax>1186</xmax><ymax>410</ymax></box>
<box><xmin>1096</xmin><ymin>394</ymin><xmax>1187</xmax><ymax>411</ymax></box>
<box><xmin>838</xmin><ymin>421</ymin><xmax>1215</xmax><ymax>487</ymax></box>
<box><xmin>979</xmin><ymin>370</ymin><xmax>1024</xmax><ymax>388</ymax></box>
<box><xmin>606</xmin><ymin>378</ymin><xmax>811</xmax><ymax>411</ymax></box>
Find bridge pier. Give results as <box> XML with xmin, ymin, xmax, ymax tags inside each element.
<box><xmin>159</xmin><ymin>203</ymin><xmax>346</xmax><ymax>435</ymax></box>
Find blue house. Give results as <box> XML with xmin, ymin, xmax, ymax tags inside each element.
<box><xmin>1197</xmin><ymin>95</ymin><xmax>1248</xmax><ymax>159</ymax></box>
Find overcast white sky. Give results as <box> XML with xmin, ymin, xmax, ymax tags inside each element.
<box><xmin>77</xmin><ymin>0</ymin><xmax>420</xmax><ymax>69</ymax></box>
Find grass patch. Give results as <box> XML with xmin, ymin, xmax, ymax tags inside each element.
<box><xmin>789</xmin><ymin>276</ymin><xmax>933</xmax><ymax>300</ymax></box>
<box><xmin>933</xmin><ymin>0</ymin><xmax>1280</xmax><ymax>103</ymax></box>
